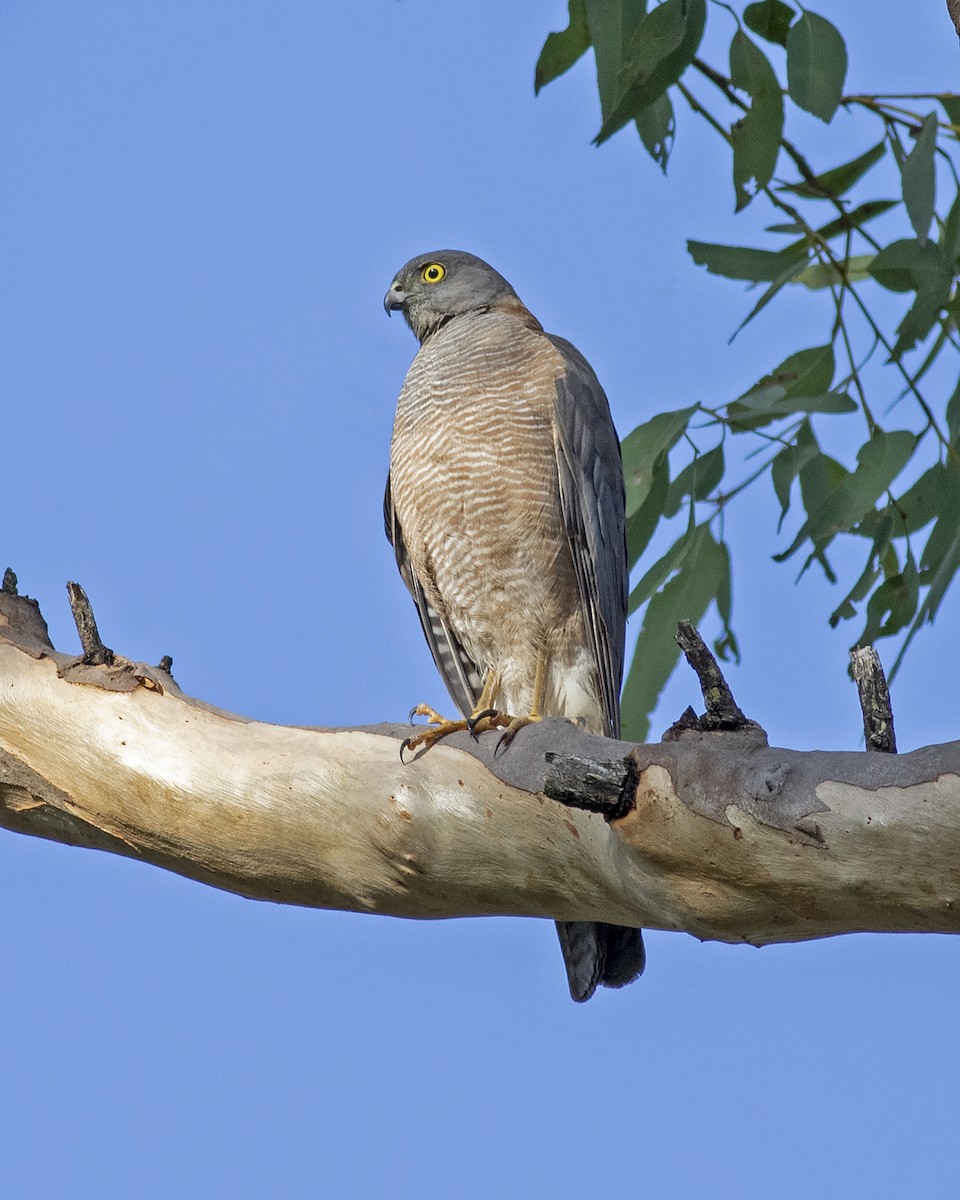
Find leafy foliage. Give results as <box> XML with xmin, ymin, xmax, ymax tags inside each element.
<box><xmin>536</xmin><ymin>2</ymin><xmax>960</xmax><ymax>740</ymax></box>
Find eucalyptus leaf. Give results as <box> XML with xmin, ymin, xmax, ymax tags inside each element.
<box><xmin>687</xmin><ymin>239</ymin><xmax>807</xmax><ymax>281</ymax></box>
<box><xmin>901</xmin><ymin>111</ymin><xmax>938</xmax><ymax>243</ymax></box>
<box><xmin>594</xmin><ymin>0</ymin><xmax>706</xmax><ymax>144</ymax></box>
<box><xmin>892</xmin><ymin>465</ymin><xmax>949</xmax><ymax>536</ymax></box>
<box><xmin>743</xmin><ymin>0</ymin><xmax>795</xmax><ymax>46</ymax></box>
<box><xmin>939</xmin><ymin>95</ymin><xmax>960</xmax><ymax>131</ymax></box>
<box><xmin>868</xmin><ymin>238</ymin><xmax>949</xmax><ymax>293</ymax></box>
<box><xmin>584</xmin><ymin>0</ymin><xmax>649</xmax><ymax>122</ymax></box>
<box><xmin>858</xmin><ymin>552</ymin><xmax>919</xmax><ymax>646</ymax></box>
<box><xmin>777</xmin><ymin>430</ymin><xmax>918</xmax><ymax>561</ymax></box>
<box><xmin>730</xmin><ymin>30</ymin><xmax>785</xmax><ymax>211</ymax></box>
<box><xmin>786</xmin><ymin>11</ymin><xmax>847</xmax><ymax>122</ymax></box>
<box><xmin>626</xmin><ymin>451</ymin><xmax>671</xmax><ymax>568</ymax></box>
<box><xmin>829</xmin><ymin>513</ymin><xmax>893</xmax><ymax>627</ymax></box>
<box><xmin>771</xmin><ymin>423</ymin><xmax>820</xmax><ymax>527</ymax></box>
<box><xmin>797</xmin><ymin>255</ymin><xmax>875</xmax><ymax>290</ymax></box>
<box><xmin>621</xmin><ymin>525</ymin><xmax>726</xmax><ymax>742</ymax></box>
<box><xmin>635</xmin><ymin>90</ymin><xmax>675</xmax><ymax>172</ymax></box>
<box><xmin>663</xmin><ymin>444</ymin><xmax>725</xmax><ymax>517</ymax></box>
<box><xmin>628</xmin><ymin>524</ymin><xmax>699</xmax><ymax>614</ymax></box>
<box><xmin>535</xmin><ymin>0</ymin><xmax>591</xmax><ymax>93</ymax></box>
<box><xmin>621</xmin><ymin>405</ymin><xmax>696</xmax><ymax>516</ymax></box>
<box><xmin>777</xmin><ymin>140</ymin><xmax>886</xmax><ymax>199</ymax></box>
<box><xmin>947</xmin><ymin>379</ymin><xmax>960</xmax><ymax>442</ymax></box>
<box><xmin>728</xmin><ymin>254</ymin><xmax>810</xmax><ymax>337</ymax></box>
<box><xmin>917</xmin><ymin>466</ymin><xmax>960</xmax><ymax>623</ymax></box>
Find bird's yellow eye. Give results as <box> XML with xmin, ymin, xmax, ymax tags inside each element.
<box><xmin>421</xmin><ymin>262</ymin><xmax>446</xmax><ymax>284</ymax></box>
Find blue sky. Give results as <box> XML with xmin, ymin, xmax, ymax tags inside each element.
<box><xmin>2</xmin><ymin>3</ymin><xmax>958</xmax><ymax>1197</ymax></box>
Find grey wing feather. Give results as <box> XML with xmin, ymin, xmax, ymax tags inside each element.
<box><xmin>547</xmin><ymin>335</ymin><xmax>628</xmax><ymax>739</ymax></box>
<box><xmin>547</xmin><ymin>337</ymin><xmax>643</xmax><ymax>1001</ymax></box>
<box><xmin>384</xmin><ymin>475</ymin><xmax>484</xmax><ymax>717</ymax></box>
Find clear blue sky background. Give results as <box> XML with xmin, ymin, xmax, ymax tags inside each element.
<box><xmin>2</xmin><ymin>3</ymin><xmax>958</xmax><ymax>1197</ymax></box>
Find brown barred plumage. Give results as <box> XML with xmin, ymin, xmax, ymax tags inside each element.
<box><xmin>384</xmin><ymin>250</ymin><xmax>645</xmax><ymax>1002</ymax></box>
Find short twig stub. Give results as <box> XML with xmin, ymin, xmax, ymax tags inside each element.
<box><xmin>850</xmin><ymin>645</ymin><xmax>897</xmax><ymax>754</ymax></box>
<box><xmin>543</xmin><ymin>751</ymin><xmax>638</xmax><ymax>820</ymax></box>
<box><xmin>66</xmin><ymin>581</ymin><xmax>115</xmax><ymax>666</ymax></box>
<box><xmin>669</xmin><ymin>621</ymin><xmax>764</xmax><ymax>740</ymax></box>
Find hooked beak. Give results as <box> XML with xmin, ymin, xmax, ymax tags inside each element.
<box><xmin>383</xmin><ymin>280</ymin><xmax>407</xmax><ymax>315</ymax></box>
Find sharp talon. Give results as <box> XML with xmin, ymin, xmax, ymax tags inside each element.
<box><xmin>400</xmin><ymin>737</ymin><xmax>413</xmax><ymax>763</ymax></box>
<box><xmin>407</xmin><ymin>707</ymin><xmax>419</xmax><ymax>725</ymax></box>
<box><xmin>467</xmin><ymin>707</ymin><xmax>499</xmax><ymax>739</ymax></box>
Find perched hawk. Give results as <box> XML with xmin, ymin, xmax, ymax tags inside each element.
<box><xmin>383</xmin><ymin>250</ymin><xmax>644</xmax><ymax>1002</ymax></box>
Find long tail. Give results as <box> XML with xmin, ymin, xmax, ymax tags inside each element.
<box><xmin>555</xmin><ymin>920</ymin><xmax>646</xmax><ymax>1003</ymax></box>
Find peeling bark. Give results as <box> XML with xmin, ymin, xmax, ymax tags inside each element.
<box><xmin>1</xmin><ymin>587</ymin><xmax>958</xmax><ymax>949</ymax></box>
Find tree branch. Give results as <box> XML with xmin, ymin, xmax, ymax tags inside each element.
<box><xmin>1</xmin><ymin>587</ymin><xmax>958</xmax><ymax>948</ymax></box>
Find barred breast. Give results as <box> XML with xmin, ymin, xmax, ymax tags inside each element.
<box><xmin>389</xmin><ymin>309</ymin><xmax>604</xmax><ymax>730</ymax></box>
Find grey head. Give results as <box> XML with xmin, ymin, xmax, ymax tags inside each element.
<box><xmin>383</xmin><ymin>250</ymin><xmax>522</xmax><ymax>343</ymax></box>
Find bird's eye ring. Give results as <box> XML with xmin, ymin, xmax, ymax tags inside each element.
<box><xmin>421</xmin><ymin>262</ymin><xmax>445</xmax><ymax>284</ymax></box>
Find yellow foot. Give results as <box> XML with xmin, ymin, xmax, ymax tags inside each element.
<box><xmin>400</xmin><ymin>703</ymin><xmax>513</xmax><ymax>761</ymax></box>
<box><xmin>400</xmin><ymin>704</ymin><xmax>468</xmax><ymax>760</ymax></box>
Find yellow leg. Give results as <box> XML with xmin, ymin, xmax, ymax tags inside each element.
<box><xmin>495</xmin><ymin>652</ymin><xmax>547</xmax><ymax>752</ymax></box>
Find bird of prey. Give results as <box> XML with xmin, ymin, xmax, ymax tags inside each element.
<box><xmin>383</xmin><ymin>249</ymin><xmax>644</xmax><ymax>1002</ymax></box>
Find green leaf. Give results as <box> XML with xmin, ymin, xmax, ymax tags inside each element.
<box><xmin>621</xmin><ymin>524</ymin><xmax>726</xmax><ymax>741</ymax></box>
<box><xmin>626</xmin><ymin>450</ymin><xmax>671</xmax><ymax>568</ymax></box>
<box><xmin>776</xmin><ymin>430</ymin><xmax>918</xmax><ymax>561</ymax></box>
<box><xmin>815</xmin><ymin>199</ymin><xmax>898</xmax><ymax>241</ymax></box>
<box><xmin>891</xmin><ymin>281</ymin><xmax>953</xmax><ymax>359</ymax></box>
<box><xmin>766</xmin><ymin>200</ymin><xmax>895</xmax><ymax>240</ymax></box>
<box><xmin>893</xmin><ymin>464</ymin><xmax>950</xmax><ymax>536</ymax></box>
<box><xmin>892</xmin><ymin>479</ymin><xmax>960</xmax><ymax>677</ymax></box>
<box><xmin>858</xmin><ymin>551</ymin><xmax>919</xmax><ymax>646</ymax></box>
<box><xmin>797</xmin><ymin>451</ymin><xmax>847</xmax><ymax>549</ymax></box>
<box><xmin>594</xmin><ymin>0</ymin><xmax>706</xmax><ymax>145</ymax></box>
<box><xmin>584</xmin><ymin>0</ymin><xmax>649</xmax><ymax>123</ymax></box>
<box><xmin>732</xmin><ymin>391</ymin><xmax>856</xmax><ymax>433</ymax></box>
<box><xmin>730</xmin><ymin>30</ymin><xmax>785</xmax><ymax>211</ymax></box>
<box><xmin>916</xmin><ymin>463</ymin><xmax>960</xmax><ymax>622</ymax></box>
<box><xmin>901</xmin><ymin>111</ymin><xmax>938</xmax><ymax>244</ymax></box>
<box><xmin>628</xmin><ymin>523</ymin><xmax>699</xmax><ymax>615</ymax></box>
<box><xmin>663</xmin><ymin>444</ymin><xmax>725</xmax><ymax>517</ymax></box>
<box><xmin>786</xmin><ymin>11</ymin><xmax>847</xmax><ymax>122</ymax></box>
<box><xmin>635</xmin><ymin>90</ymin><xmax>675</xmax><ymax>172</ymax></box>
<box><xmin>726</xmin><ymin>344</ymin><xmax>836</xmax><ymax>429</ymax></box>
<box><xmin>687</xmin><ymin>239</ymin><xmax>806</xmax><ymax>282</ymax></box>
<box><xmin>621</xmin><ymin>405</ymin><xmax>696</xmax><ymax>516</ymax></box>
<box><xmin>943</xmin><ymin>187</ymin><xmax>960</xmax><ymax>264</ymax></box>
<box><xmin>939</xmin><ymin>95</ymin><xmax>960</xmax><ymax>130</ymax></box>
<box><xmin>947</xmin><ymin>378</ymin><xmax>960</xmax><ymax>442</ymax></box>
<box><xmin>829</xmin><ymin>519</ymin><xmax>891</xmax><ymax>627</ymax></box>
<box><xmin>743</xmin><ymin>0</ymin><xmax>795</xmax><ymax>46</ymax></box>
<box><xmin>868</xmin><ymin>238</ymin><xmax>950</xmax><ymax>293</ymax></box>
<box><xmin>796</xmin><ymin>254</ymin><xmax>875</xmax><ymax>290</ymax></box>
<box><xmin>713</xmin><ymin>539</ymin><xmax>738</xmax><ymax>663</ymax></box>
<box><xmin>771</xmin><ymin>421</ymin><xmax>820</xmax><ymax>527</ymax></box>
<box><xmin>535</xmin><ymin>0</ymin><xmax>591</xmax><ymax>93</ymax></box>
<box><xmin>727</xmin><ymin>255</ymin><xmax>810</xmax><ymax>336</ymax></box>
<box><xmin>777</xmin><ymin>140</ymin><xmax>886</xmax><ymax>199</ymax></box>
<box><xmin>869</xmin><ymin>238</ymin><xmax>955</xmax><ymax>357</ymax></box>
